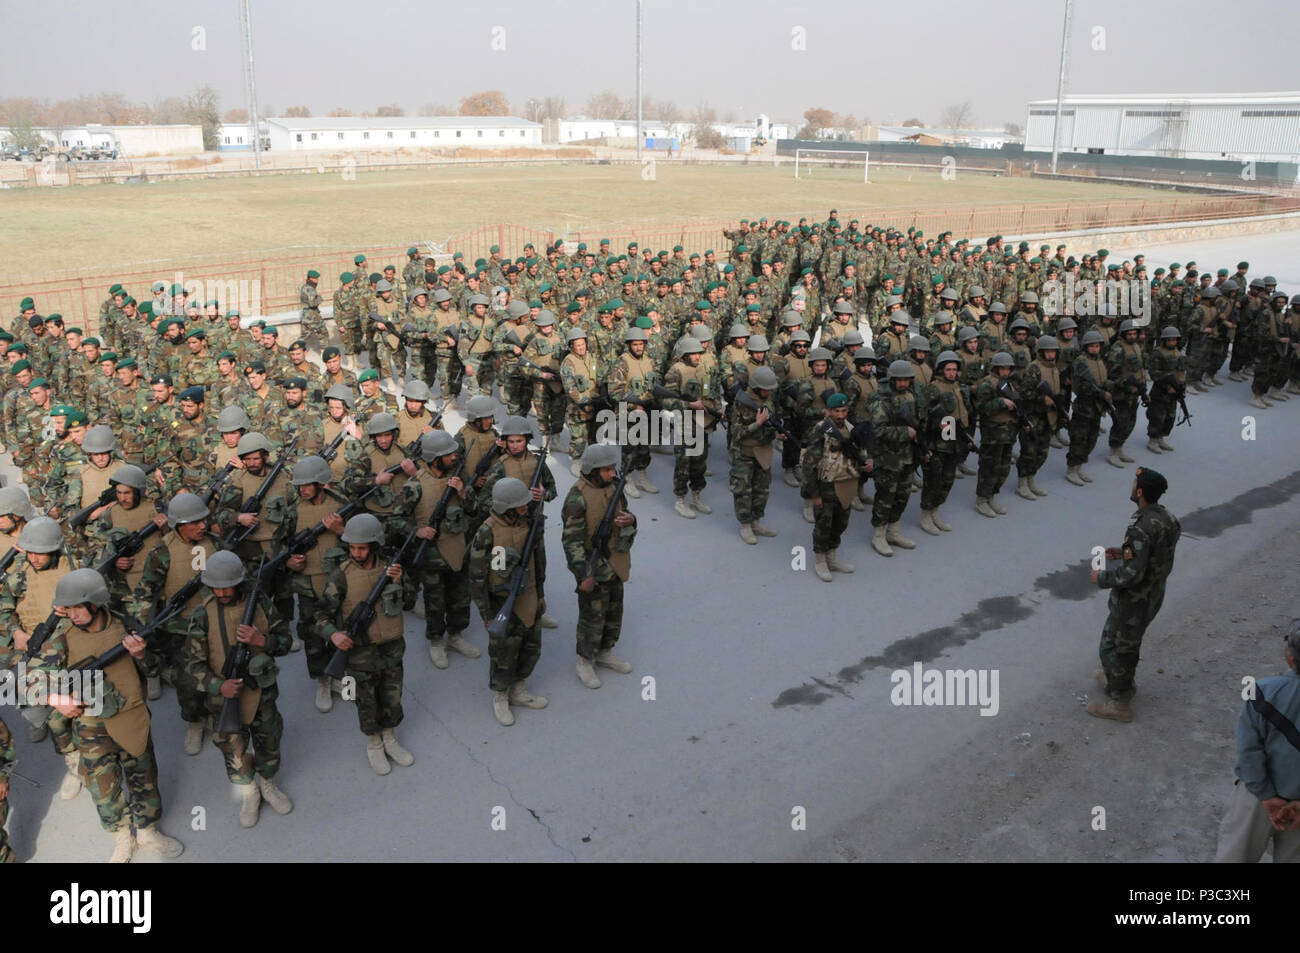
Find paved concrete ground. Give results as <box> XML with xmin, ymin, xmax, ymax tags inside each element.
<box><xmin>5</xmin><ymin>230</ymin><xmax>1300</xmax><ymax>863</ymax></box>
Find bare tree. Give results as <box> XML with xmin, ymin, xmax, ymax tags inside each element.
<box><xmin>418</xmin><ymin>103</ymin><xmax>454</xmax><ymax>116</ymax></box>
<box><xmin>653</xmin><ymin>100</ymin><xmax>678</xmax><ymax>123</ymax></box>
<box><xmin>459</xmin><ymin>90</ymin><xmax>510</xmax><ymax>116</ymax></box>
<box><xmin>901</xmin><ymin>116</ymin><xmax>925</xmax><ymax>128</ymax></box>
<box><xmin>327</xmin><ymin>107</ymin><xmax>354</xmax><ymax>117</ymax></box>
<box><xmin>585</xmin><ymin>89</ymin><xmax>626</xmax><ymax>119</ymax></box>
<box><xmin>939</xmin><ymin>101</ymin><xmax>974</xmax><ymax>131</ymax></box>
<box><xmin>224</xmin><ymin>108</ymin><xmax>249</xmax><ymax>122</ymax></box>
<box><xmin>539</xmin><ymin>96</ymin><xmax>566</xmax><ymax>121</ymax></box>
<box><xmin>284</xmin><ymin>105</ymin><xmax>312</xmax><ymax>118</ymax></box>
<box><xmin>1003</xmin><ymin>121</ymin><xmax>1023</xmax><ymax>137</ymax></box>
<box><xmin>184</xmin><ymin>85</ymin><xmax>222</xmax><ymax>150</ymax></box>
<box><xmin>376</xmin><ymin>103</ymin><xmax>405</xmax><ymax>117</ymax></box>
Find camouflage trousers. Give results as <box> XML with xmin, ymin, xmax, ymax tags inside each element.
<box><xmin>18</xmin><ymin>706</ymin><xmax>77</xmax><ymax>757</ymax></box>
<box><xmin>161</xmin><ymin>621</ymin><xmax>209</xmax><ymax>722</ymax></box>
<box><xmin>622</xmin><ymin>441</ymin><xmax>651</xmax><ymax>474</ymax></box>
<box><xmin>410</xmin><ymin>565</ymin><xmax>472</xmax><ymax>641</ymax></box>
<box><xmin>1205</xmin><ymin>339</ymin><xmax>1230</xmax><ymax>377</ymax></box>
<box><xmin>567</xmin><ymin>409</ymin><xmax>596</xmax><ymax>462</ymax></box>
<box><xmin>0</xmin><ymin>790</ymin><xmax>10</xmax><ymax>863</ymax></box>
<box><xmin>1229</xmin><ymin>332</ymin><xmax>1257</xmax><ymax>374</ymax></box>
<box><xmin>435</xmin><ymin>352</ymin><xmax>463</xmax><ymax>400</ymax></box>
<box><xmin>1098</xmin><ymin>590</ymin><xmax>1164</xmax><ymax>701</ymax></box>
<box><xmin>1252</xmin><ymin>349</ymin><xmax>1290</xmax><ymax>395</ymax></box>
<box><xmin>727</xmin><ymin>448</ymin><xmax>772</xmax><ymax>524</ymax></box>
<box><xmin>341</xmin><ymin>321</ymin><xmax>364</xmax><ymax>356</ymax></box>
<box><xmin>486</xmin><ymin>598</ymin><xmax>541</xmax><ymax>693</ymax></box>
<box><xmin>532</xmin><ymin>385</ymin><xmax>567</xmax><ymax>437</ymax></box>
<box><xmin>976</xmin><ymin>437</ymin><xmax>1013</xmax><ymax>499</ymax></box>
<box><xmin>1146</xmin><ymin>396</ymin><xmax>1178</xmax><ymax>439</ymax></box>
<box><xmin>673</xmin><ymin>433</ymin><xmax>709</xmax><ymax>497</ymax></box>
<box><xmin>347</xmin><ymin>638</ymin><xmax>406</xmax><ymax>735</ymax></box>
<box><xmin>921</xmin><ymin>450</ymin><xmax>958</xmax><ymax>510</ymax></box>
<box><xmin>300</xmin><ymin>315</ymin><xmax>327</xmax><ymax>349</ymax></box>
<box><xmin>871</xmin><ymin>465</ymin><xmax>910</xmax><ymax>526</ymax></box>
<box><xmin>1066</xmin><ymin>412</ymin><xmax>1102</xmax><ymax>467</ymax></box>
<box><xmin>75</xmin><ymin>720</ymin><xmax>162</xmax><ymax>833</ymax></box>
<box><xmin>576</xmin><ymin>578</ymin><xmax>624</xmax><ymax>660</ymax></box>
<box><xmin>1016</xmin><ymin>419</ymin><xmax>1052</xmax><ymax>478</ymax></box>
<box><xmin>290</xmin><ymin>576</ymin><xmax>329</xmax><ymax>679</ymax></box>
<box><xmin>462</xmin><ymin>361</ymin><xmax>496</xmax><ymax>400</ymax></box>
<box><xmin>211</xmin><ymin>684</ymin><xmax>283</xmax><ymax>784</ymax></box>
<box><xmin>415</xmin><ymin>344</ymin><xmax>438</xmax><ymax>384</ymax></box>
<box><xmin>1109</xmin><ymin>397</ymin><xmax>1139</xmax><ymax>449</ymax></box>
<box><xmin>375</xmin><ymin>339</ymin><xmax>408</xmax><ymax>386</ymax></box>
<box><xmin>500</xmin><ymin>369</ymin><xmax>531</xmax><ymax>416</ymax></box>
<box><xmin>811</xmin><ymin>485</ymin><xmax>852</xmax><ymax>553</ymax></box>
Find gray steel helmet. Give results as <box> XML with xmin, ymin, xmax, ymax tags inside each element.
<box><xmin>940</xmin><ymin>288</ymin><xmax>959</xmax><ymax>302</ymax></box>
<box><xmin>491</xmin><ymin>477</ymin><xmax>533</xmax><ymax>513</ymax></box>
<box><xmin>1249</xmin><ymin>278</ymin><xmax>1265</xmax><ymax>290</ymax></box>
<box><xmin>908</xmin><ymin>336</ymin><xmax>930</xmax><ymax>352</ymax></box>
<box><xmin>1036</xmin><ymin>335</ymin><xmax>1059</xmax><ymax>351</ymax></box>
<box><xmin>1056</xmin><ymin>317</ymin><xmax>1078</xmax><ymax>331</ymax></box>
<box><xmin>678</xmin><ymin>337</ymin><xmax>704</xmax><ymax>355</ymax></box>
<box><xmin>375</xmin><ymin>278</ymin><xmax>393</xmax><ymax>292</ymax></box>
<box><xmin>1081</xmin><ymin>330</ymin><xmax>1105</xmax><ymax>346</ymax></box>
<box><xmin>19</xmin><ymin>516</ymin><xmax>65</xmax><ymax>553</ymax></box>
<box><xmin>1160</xmin><ymin>326</ymin><xmax>1182</xmax><ymax>339</ymax></box>
<box><xmin>52</xmin><ymin>568</ymin><xmax>110</xmax><ymax>607</ymax></box>
<box><xmin>1119</xmin><ymin>319</ymin><xmax>1138</xmax><ymax>333</ymax></box>
<box><xmin>746</xmin><ymin>334</ymin><xmax>771</xmax><ymax>352</ymax></box>
<box><xmin>468</xmin><ymin>294</ymin><xmax>490</xmax><ymax>307</ymax></box>
<box><xmin>935</xmin><ymin>349</ymin><xmax>962</xmax><ymax>367</ymax></box>
<box><xmin>808</xmin><ymin>346</ymin><xmax>833</xmax><ymax>363</ymax></box>
<box><xmin>1264</xmin><ymin>275</ymin><xmax>1277</xmax><ymax>286</ymax></box>
<box><xmin>507</xmin><ymin>300</ymin><xmax>530</xmax><ymax>319</ymax></box>
<box><xmin>324</xmin><ymin>384</ymin><xmax>354</xmax><ymax>408</ymax></box>
<box><xmin>109</xmin><ymin>464</ymin><xmax>147</xmax><ymax>490</ymax></box>
<box><xmin>750</xmin><ymin>366</ymin><xmax>779</xmax><ymax>390</ymax></box>
<box><xmin>989</xmin><ymin>302</ymin><xmax>1008</xmax><ymax>314</ymax></box>
<box><xmin>420</xmin><ymin>429</ymin><xmax>458</xmax><ymax>461</ymax></box>
<box><xmin>1201</xmin><ymin>286</ymin><xmax>1220</xmax><ymax>299</ymax></box>
<box><xmin>534</xmin><ymin>309</ymin><xmax>556</xmax><ymax>327</ymax></box>
<box><xmin>566</xmin><ymin>326</ymin><xmax>588</xmax><ymax>342</ymax></box>
<box><xmin>1292</xmin><ymin>295</ymin><xmax>1300</xmax><ymax>306</ymax></box>
<box><xmin>689</xmin><ymin>324</ymin><xmax>712</xmax><ymax>342</ymax></box>
<box><xmin>885</xmin><ymin>294</ymin><xmax>904</xmax><ymax>307</ymax></box>
<box><xmin>236</xmin><ymin>432</ymin><xmax>273</xmax><ymax>455</ymax></box>
<box><xmin>1270</xmin><ymin>290</ymin><xmax>1289</xmax><ymax>302</ymax></box>
<box><xmin>340</xmin><ymin>513</ymin><xmax>384</xmax><ymax>544</ymax></box>
<box><xmin>842</xmin><ymin>329</ymin><xmax>865</xmax><ymax>346</ymax></box>
<box><xmin>1008</xmin><ymin>317</ymin><xmax>1030</xmax><ymax>332</ymax></box>
<box><xmin>401</xmin><ymin>379</ymin><xmax>433</xmax><ymax>403</ymax></box>
<box><xmin>580</xmin><ymin>443</ymin><xmax>622</xmax><ymax>474</ymax></box>
<box><xmin>889</xmin><ymin>310</ymin><xmax>912</xmax><ymax>326</ymax></box>
<box><xmin>1019</xmin><ymin>291</ymin><xmax>1039</xmax><ymax>304</ymax></box>
<box><xmin>780</xmin><ymin>310</ymin><xmax>803</xmax><ymax>327</ymax></box>
<box><xmin>956</xmin><ymin>325</ymin><xmax>980</xmax><ymax>343</ymax></box>
<box><xmin>832</xmin><ymin>301</ymin><xmax>853</xmax><ymax>315</ymax></box>
<box><xmin>217</xmin><ymin>405</ymin><xmax>254</xmax><ymax>433</ymax></box>
<box><xmin>466</xmin><ymin>395</ymin><xmax>496</xmax><ymax>420</ymax></box>
<box><xmin>166</xmin><ymin>492</ymin><xmax>209</xmax><ymax>528</ymax></box>
<box><xmin>932</xmin><ymin>310</ymin><xmax>954</xmax><ymax>326</ymax></box>
<box><xmin>0</xmin><ymin>485</ymin><xmax>31</xmax><ymax>518</ymax></box>
<box><xmin>1221</xmin><ymin>279</ymin><xmax>1239</xmax><ymax>293</ymax></box>
<box><xmin>968</xmin><ymin>284</ymin><xmax>986</xmax><ymax>298</ymax></box>
<box><xmin>989</xmin><ymin>352</ymin><xmax>1015</xmax><ymax>368</ymax></box>
<box><xmin>788</xmin><ymin>330</ymin><xmax>811</xmax><ymax>344</ymax></box>
<box><xmin>433</xmin><ymin>288</ymin><xmax>452</xmax><ymax>302</ymax></box>
<box><xmin>499</xmin><ymin>415</ymin><xmax>533</xmax><ymax>437</ymax></box>
<box><xmin>200</xmin><ymin>550</ymin><xmax>246</xmax><ymax>588</ymax></box>
<box><xmin>291</xmin><ymin>455</ymin><xmax>334</xmax><ymax>486</ymax></box>
<box><xmin>625</xmin><ymin>327</ymin><xmax>648</xmax><ymax>342</ymax></box>
<box><xmin>82</xmin><ymin>425</ymin><xmax>117</xmax><ymax>454</ymax></box>
<box><xmin>365</xmin><ymin>413</ymin><xmax>399</xmax><ymax>436</ymax></box>
<box><xmin>852</xmin><ymin>345</ymin><xmax>878</xmax><ymax>363</ymax></box>
<box><xmin>728</xmin><ymin>323</ymin><xmax>750</xmax><ymax>339</ymax></box>
<box><xmin>887</xmin><ymin>359</ymin><xmax>916</xmax><ymax>379</ymax></box>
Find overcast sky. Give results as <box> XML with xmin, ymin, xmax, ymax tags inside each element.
<box><xmin>5</xmin><ymin>0</ymin><xmax>1299</xmax><ymax>128</ymax></box>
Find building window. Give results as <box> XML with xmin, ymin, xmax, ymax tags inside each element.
<box><xmin>1241</xmin><ymin>109</ymin><xmax>1300</xmax><ymax>118</ymax></box>
<box><xmin>338</xmin><ymin>133</ymin><xmax>344</xmax><ymax>140</ymax></box>
<box><xmin>1124</xmin><ymin>110</ymin><xmax>1182</xmax><ymax>118</ymax></box>
<box><xmin>434</xmin><ymin>130</ymin><xmax>440</xmax><ymax>138</ymax></box>
<box><xmin>499</xmin><ymin>130</ymin><xmax>505</xmax><ymax>137</ymax></box>
<box><xmin>363</xmin><ymin>131</ymin><xmax>370</xmax><ymax>140</ymax></box>
<box><xmin>455</xmin><ymin>131</ymin><xmax>461</xmax><ymax>138</ymax></box>
<box><xmin>311</xmin><ymin>133</ymin><xmax>317</xmax><ymax>141</ymax></box>
<box><xmin>520</xmin><ymin>131</ymin><xmax>526</xmax><ymax>138</ymax></box>
<box><xmin>477</xmin><ymin>130</ymin><xmax>483</xmax><ymax>137</ymax></box>
<box><xmin>226</xmin><ymin>137</ymin><xmax>233</xmax><ymax>145</ymax></box>
<box><xmin>387</xmin><ymin>131</ymin><xmax>393</xmax><ymax>139</ymax></box>
<box><xmin>410</xmin><ymin>131</ymin><xmax>416</xmax><ymax>139</ymax></box>
<box><xmin>1028</xmin><ymin>109</ymin><xmax>1075</xmax><ymax>116</ymax></box>
<box><xmin>237</xmin><ymin>137</ymin><xmax>244</xmax><ymax>144</ymax></box>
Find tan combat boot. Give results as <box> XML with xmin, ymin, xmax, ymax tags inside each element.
<box><xmin>236</xmin><ymin>780</ymin><xmax>262</xmax><ymax>828</ymax></box>
<box><xmin>931</xmin><ymin>507</ymin><xmax>953</xmax><ymax>531</ymax></box>
<box><xmin>256</xmin><ymin>774</ymin><xmax>294</xmax><ymax>814</ymax></box>
<box><xmin>146</xmin><ymin>675</ymin><xmax>162</xmax><ymax>700</ymax></box>
<box><xmin>783</xmin><ymin>468</ymin><xmax>800</xmax><ymax>488</ymax></box>
<box><xmin>1015</xmin><ymin>477</ymin><xmax>1036</xmax><ymax>501</ymax></box>
<box><xmin>381</xmin><ymin>729</ymin><xmax>415</xmax><ymax>766</ymax></box>
<box><xmin>509</xmin><ymin>680</ymin><xmax>550</xmax><ymax>707</ymax></box>
<box><xmin>493</xmin><ymin>691</ymin><xmax>515</xmax><ymax>726</ymax></box>
<box><xmin>1086</xmin><ymin>698</ymin><xmax>1133</xmax><ymax>722</ymax></box>
<box><xmin>1145</xmin><ymin>438</ymin><xmax>1163</xmax><ymax>454</ymax></box>
<box><xmin>183</xmin><ymin>719</ymin><xmax>205</xmax><ymax>755</ymax></box>
<box><xmin>1156</xmin><ymin>437</ymin><xmax>1174</xmax><ymax>452</ymax></box>
<box><xmin>109</xmin><ymin>827</ymin><xmax>136</xmax><ymax>863</ymax></box>
<box><xmin>988</xmin><ymin>495</ymin><xmax>1007</xmax><ymax>515</ymax></box>
<box><xmin>1028</xmin><ymin>475</ymin><xmax>1048</xmax><ymax>497</ymax></box>
<box><xmin>957</xmin><ymin>462</ymin><xmax>976</xmax><ymax>476</ymax></box>
<box><xmin>871</xmin><ymin>525</ymin><xmax>893</xmax><ymax>557</ymax></box>
<box><xmin>635</xmin><ymin>469</ymin><xmax>659</xmax><ymax>493</ymax></box>
<box><xmin>315</xmin><ymin>677</ymin><xmax>333</xmax><ymax>713</ymax></box>
<box><xmin>594</xmin><ymin>649</ymin><xmax>633</xmax><ymax>674</ymax></box>
<box><xmin>428</xmin><ymin>635</ymin><xmax>449</xmax><ymax>669</ymax></box>
<box><xmin>59</xmin><ymin>751</ymin><xmax>83</xmax><ymax>800</ymax></box>
<box><xmin>739</xmin><ymin>523</ymin><xmax>757</xmax><ymax>545</ymax></box>
<box><xmin>447</xmin><ymin>632</ymin><xmax>481</xmax><ymax>658</ymax></box>
<box><xmin>802</xmin><ymin>501</ymin><xmax>815</xmax><ymax>523</ymax></box>
<box><xmin>919</xmin><ymin>509</ymin><xmax>941</xmax><ymax>535</ymax></box>
<box><xmin>576</xmin><ymin>657</ymin><xmax>602</xmax><ymax>689</ymax></box>
<box><xmin>136</xmin><ymin>825</ymin><xmax>184</xmax><ymax>858</ymax></box>
<box><xmin>1117</xmin><ymin>446</ymin><xmax>1135</xmax><ymax>462</ymax></box>
<box><xmin>674</xmin><ymin>496</ymin><xmax>697</xmax><ymax>519</ymax></box>
<box><xmin>1079</xmin><ymin>466</ymin><xmax>1094</xmax><ymax>482</ymax></box>
<box><xmin>365</xmin><ymin>734</ymin><xmax>391</xmax><ymax>775</ymax></box>
<box><xmin>814</xmin><ymin>553</ymin><xmax>833</xmax><ymax>582</ymax></box>
<box><xmin>975</xmin><ymin>496</ymin><xmax>998</xmax><ymax>517</ymax></box>
<box><xmin>539</xmin><ymin>612</ymin><xmax>558</xmax><ymax>628</ymax></box>
<box><xmin>886</xmin><ymin>522</ymin><xmax>916</xmax><ymax>549</ymax></box>
<box><xmin>1106</xmin><ymin>447</ymin><xmax>1126</xmax><ymax>468</ymax></box>
<box><xmin>691</xmin><ymin>491</ymin><xmax>712</xmax><ymax>514</ymax></box>
<box><xmin>751</xmin><ymin>519</ymin><xmax>777</xmax><ymax>537</ymax></box>
<box><xmin>827</xmin><ymin>549</ymin><xmax>855</xmax><ymax>573</ymax></box>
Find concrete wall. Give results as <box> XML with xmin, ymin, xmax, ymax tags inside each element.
<box><xmin>114</xmin><ymin>125</ymin><xmax>205</xmax><ymax>155</ymax></box>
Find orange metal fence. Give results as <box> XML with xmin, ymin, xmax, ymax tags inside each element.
<box><xmin>4</xmin><ymin>193</ymin><xmax>1299</xmax><ymax>336</ymax></box>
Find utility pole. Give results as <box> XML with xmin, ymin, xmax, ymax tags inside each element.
<box><xmin>636</xmin><ymin>0</ymin><xmax>643</xmax><ymax>163</ymax></box>
<box><xmin>1049</xmin><ymin>0</ymin><xmax>1073</xmax><ymax>175</ymax></box>
<box><xmin>240</xmin><ymin>0</ymin><xmax>262</xmax><ymax>171</ymax></box>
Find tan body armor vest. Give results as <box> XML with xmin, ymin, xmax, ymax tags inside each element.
<box><xmin>367</xmin><ymin>445</ymin><xmax>409</xmax><ymax>514</ymax></box>
<box><xmin>107</xmin><ymin>501</ymin><xmax>155</xmax><ymax>592</ymax></box>
<box><xmin>201</xmin><ymin>593</ymin><xmax>271</xmax><ymax>725</ymax></box>
<box><xmin>230</xmin><ymin>467</ymin><xmax>289</xmax><ymax>543</ymax></box>
<box><xmin>293</xmin><ymin>495</ymin><xmax>342</xmax><ymax>582</ymax></box>
<box><xmin>16</xmin><ymin>561</ymin><xmax>69</xmax><ymax>631</ymax></box>
<box><xmin>342</xmin><ymin>559</ymin><xmax>404</xmax><ymax>645</ymax></box>
<box><xmin>485</xmin><ymin>513</ymin><xmax>537</xmax><ymax>626</ymax></box>
<box><xmin>79</xmin><ymin>462</ymin><xmax>115</xmax><ymax>508</ymax></box>
<box><xmin>461</xmin><ymin>426</ymin><xmax>499</xmax><ymax>480</ymax></box>
<box><xmin>65</xmin><ymin>615</ymin><xmax>150</xmax><ymax>756</ymax></box>
<box><xmin>412</xmin><ymin>469</ymin><xmax>467</xmax><ymax>570</ymax></box>
<box><xmin>578</xmin><ymin>478</ymin><xmax>630</xmax><ymax>581</ymax></box>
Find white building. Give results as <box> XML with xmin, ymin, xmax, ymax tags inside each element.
<box><xmin>0</xmin><ymin>123</ymin><xmax>203</xmax><ymax>155</ymax></box>
<box><xmin>1024</xmin><ymin>92</ymin><xmax>1300</xmax><ymax>162</ymax></box>
<box><xmin>555</xmin><ymin>116</ymin><xmax>792</xmax><ymax>145</ymax></box>
<box><xmin>264</xmin><ymin>116</ymin><xmax>542</xmax><ymax>151</ymax></box>
<box><xmin>216</xmin><ymin>122</ymin><xmax>264</xmax><ymax>151</ymax></box>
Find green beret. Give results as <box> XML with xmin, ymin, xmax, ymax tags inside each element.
<box><xmin>745</xmin><ymin>304</ymin><xmax>761</xmax><ymax>312</ymax></box>
<box><xmin>28</xmin><ymin>377</ymin><xmax>49</xmax><ymax>390</ymax></box>
<box><xmin>721</xmin><ymin>264</ymin><xmax>734</xmax><ymax>273</ymax></box>
<box><xmin>527</xmin><ymin>300</ymin><xmax>542</xmax><ymax>309</ymax></box>
<box><xmin>453</xmin><ymin>251</ymin><xmax>464</xmax><ymax>259</ymax></box>
<box><xmin>67</xmin><ymin>410</ymin><xmax>89</xmax><ymax>427</ymax></box>
<box><xmin>407</xmin><ymin>247</ymin><xmax>418</xmax><ymax>256</ymax></box>
<box><xmin>634</xmin><ymin>316</ymin><xmax>654</xmax><ymax>329</ymax></box>
<box><xmin>243</xmin><ymin>361</ymin><xmax>266</xmax><ymax>376</ymax></box>
<box><xmin>354</xmin><ymin>254</ymin><xmax>367</xmax><ymax>265</ymax></box>
<box><xmin>117</xmin><ymin>358</ymin><xmax>137</xmax><ymax>369</ymax></box>
<box><xmin>538</xmin><ymin>282</ymin><xmax>553</xmax><ymax>293</ymax></box>
<box><xmin>10</xmin><ymin>359</ymin><xmax>31</xmax><ymax>373</ymax></box>
<box><xmin>1154</xmin><ymin>267</ymin><xmax>1166</xmax><ymax>275</ymax></box>
<box><xmin>263</xmin><ymin>325</ymin><xmax>279</xmax><ymax>336</ymax></box>
<box><xmin>283</xmin><ymin>377</ymin><xmax>308</xmax><ymax>390</ymax></box>
<box><xmin>109</xmin><ymin>284</ymin><xmax>123</xmax><ymax>294</ymax></box>
<box><xmin>139</xmin><ymin>302</ymin><xmax>154</xmax><ymax>316</ymax></box>
<box><xmin>826</xmin><ymin>393</ymin><xmax>849</xmax><ymax>409</ymax></box>
<box><xmin>306</xmin><ymin>269</ymin><xmax>320</xmax><ymax>279</ymax></box>
<box><xmin>1030</xmin><ymin>256</ymin><xmax>1042</xmax><ymax>264</ymax></box>
<box><xmin>0</xmin><ymin>332</ymin><xmax>11</xmax><ymax>343</ymax></box>
<box><xmin>289</xmin><ymin>339</ymin><xmax>307</xmax><ymax>351</ymax></box>
<box><xmin>358</xmin><ymin>368</ymin><xmax>379</xmax><ymax>382</ymax></box>
<box><xmin>185</xmin><ymin>328</ymin><xmax>206</xmax><ymax>340</ymax></box>
<box><xmin>930</xmin><ymin>275</ymin><xmax>944</xmax><ymax>286</ymax></box>
<box><xmin>216</xmin><ymin>350</ymin><xmax>237</xmax><ymax>361</ymax></box>
<box><xmin>1097</xmin><ymin>249</ymin><xmax>1109</xmax><ymax>256</ymax></box>
<box><xmin>156</xmin><ymin>318</ymin><xmax>177</xmax><ymax>334</ymax></box>
<box><xmin>735</xmin><ymin>244</ymin><xmax>748</xmax><ymax>253</ymax></box>
<box><xmin>565</xmin><ymin>302</ymin><xmax>580</xmax><ymax>313</ymax></box>
<box><xmin>489</xmin><ymin>244</ymin><xmax>501</xmax><ymax>253</ymax></box>
<box><xmin>695</xmin><ymin>300</ymin><xmax>711</xmax><ymax>310</ymax></box>
<box><xmin>8</xmin><ymin>343</ymin><xmax>26</xmax><ymax>354</ymax></box>
<box><xmin>205</xmin><ymin>298</ymin><xmax>219</xmax><ymax>307</ymax></box>
<box><xmin>474</xmin><ymin>258</ymin><xmax>487</xmax><ymax>269</ymax></box>
<box><xmin>437</xmin><ymin>265</ymin><xmax>450</xmax><ymax>274</ymax></box>
<box><xmin>179</xmin><ymin>386</ymin><xmax>205</xmax><ymax>403</ymax></box>
<box><xmin>99</xmin><ymin>351</ymin><xmax>118</xmax><ymax>363</ymax></box>
<box><xmin>1217</xmin><ymin>268</ymin><xmax>1229</xmax><ymax>277</ymax></box>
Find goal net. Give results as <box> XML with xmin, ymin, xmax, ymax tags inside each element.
<box><xmin>794</xmin><ymin>148</ymin><xmax>869</xmax><ymax>182</ymax></box>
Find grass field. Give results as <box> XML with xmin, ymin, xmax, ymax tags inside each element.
<box><xmin>0</xmin><ymin>163</ymin><xmax>1164</xmax><ymax>279</ymax></box>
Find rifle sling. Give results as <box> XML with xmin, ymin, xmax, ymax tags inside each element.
<box><xmin>1251</xmin><ymin>693</ymin><xmax>1300</xmax><ymax>755</ymax></box>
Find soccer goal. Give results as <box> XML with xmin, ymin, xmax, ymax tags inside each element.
<box><xmin>794</xmin><ymin>148</ymin><xmax>869</xmax><ymax>183</ymax></box>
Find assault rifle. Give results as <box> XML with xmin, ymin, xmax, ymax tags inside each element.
<box><xmin>318</xmin><ymin>426</ymin><xmax>350</xmax><ymax>463</ymax></box>
<box><xmin>263</xmin><ymin>483</ymin><xmax>388</xmax><ymax>576</ymax></box>
<box><xmin>1036</xmin><ymin>379</ymin><xmax>1071</xmax><ymax>430</ymax></box>
<box><xmin>216</xmin><ymin>557</ymin><xmax>267</xmax><ymax>734</ymax></box>
<box><xmin>197</xmin><ymin>462</ymin><xmax>237</xmax><ymax>506</ymax></box>
<box><xmin>486</xmin><ymin>434</ymin><xmax>551</xmax><ymax>643</ymax></box>
<box><xmin>222</xmin><ymin>437</ymin><xmax>299</xmax><ymax>551</ymax></box>
<box><xmin>579</xmin><ymin>468</ymin><xmax>629</xmax><ymax>582</ymax></box>
<box><xmin>1153</xmin><ymin>374</ymin><xmax>1193</xmax><ymax>428</ymax></box>
<box><xmin>996</xmin><ymin>379</ymin><xmax>1033</xmax><ymax>433</ymax></box>
<box><xmin>22</xmin><ymin>608</ymin><xmax>61</xmax><ymax>661</ymax></box>
<box><xmin>90</xmin><ymin>507</ymin><xmax>167</xmax><ymax>576</ymax></box>
<box><xmin>66</xmin><ymin>598</ymin><xmax>192</xmax><ymax>677</ymax></box>
<box><xmin>0</xmin><ymin>545</ymin><xmax>20</xmax><ymax>577</ymax></box>
<box><xmin>651</xmin><ymin>386</ymin><xmax>723</xmax><ymax>422</ymax></box>
<box><xmin>410</xmin><ymin>455</ymin><xmax>469</xmax><ymax>568</ymax></box>
<box><xmin>815</xmin><ymin>417</ymin><xmax>875</xmax><ymax>464</ymax></box>
<box><xmin>322</xmin><ymin>528</ymin><xmax>419</xmax><ymax>680</ymax></box>
<box><xmin>67</xmin><ymin>462</ymin><xmax>162</xmax><ymax>529</ymax></box>
<box><xmin>734</xmin><ymin>389</ymin><xmax>801</xmax><ymax>449</ymax></box>
<box><xmin>468</xmin><ymin>442</ymin><xmax>503</xmax><ymax>490</ymax></box>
